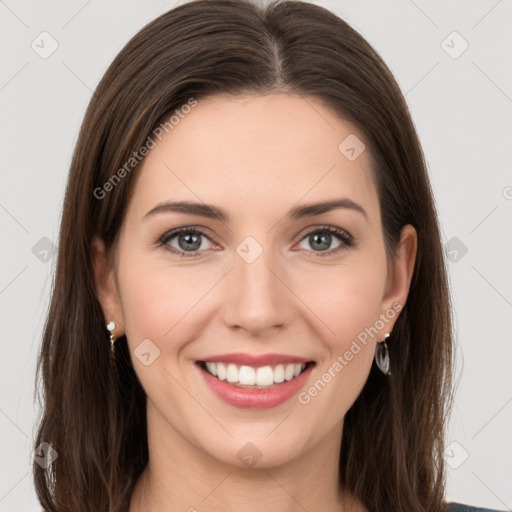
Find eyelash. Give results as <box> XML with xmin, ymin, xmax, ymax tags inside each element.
<box><xmin>158</xmin><ymin>225</ymin><xmax>354</xmax><ymax>259</ymax></box>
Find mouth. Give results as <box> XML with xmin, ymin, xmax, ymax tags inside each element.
<box><xmin>196</xmin><ymin>360</ymin><xmax>316</xmax><ymax>389</ymax></box>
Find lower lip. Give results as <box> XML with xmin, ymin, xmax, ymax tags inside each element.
<box><xmin>197</xmin><ymin>362</ymin><xmax>315</xmax><ymax>409</ymax></box>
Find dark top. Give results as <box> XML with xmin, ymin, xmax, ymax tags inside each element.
<box><xmin>447</xmin><ymin>503</ymin><xmax>507</xmax><ymax>512</ymax></box>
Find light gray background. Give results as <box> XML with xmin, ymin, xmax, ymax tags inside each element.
<box><xmin>1</xmin><ymin>0</ymin><xmax>511</xmax><ymax>510</ymax></box>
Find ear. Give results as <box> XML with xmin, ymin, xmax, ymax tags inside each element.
<box><xmin>91</xmin><ymin>236</ymin><xmax>125</xmax><ymax>337</ymax></box>
<box><xmin>378</xmin><ymin>224</ymin><xmax>417</xmax><ymax>337</ymax></box>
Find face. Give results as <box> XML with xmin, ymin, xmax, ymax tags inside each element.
<box><xmin>93</xmin><ymin>93</ymin><xmax>416</xmax><ymax>469</ymax></box>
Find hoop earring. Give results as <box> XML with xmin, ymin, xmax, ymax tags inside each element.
<box><xmin>106</xmin><ymin>321</ymin><xmax>116</xmax><ymax>361</ymax></box>
<box><xmin>375</xmin><ymin>333</ymin><xmax>391</xmax><ymax>376</ymax></box>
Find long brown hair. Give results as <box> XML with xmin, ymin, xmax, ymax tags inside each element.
<box><xmin>33</xmin><ymin>1</ymin><xmax>454</xmax><ymax>510</ymax></box>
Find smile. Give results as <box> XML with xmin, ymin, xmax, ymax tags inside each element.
<box><xmin>196</xmin><ymin>359</ymin><xmax>316</xmax><ymax>409</ymax></box>
<box><xmin>199</xmin><ymin>361</ymin><xmax>311</xmax><ymax>388</ymax></box>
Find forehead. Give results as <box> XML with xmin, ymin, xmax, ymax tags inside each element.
<box><xmin>126</xmin><ymin>93</ymin><xmax>378</xmax><ymax>223</ymax></box>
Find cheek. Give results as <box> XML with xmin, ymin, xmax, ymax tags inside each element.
<box><xmin>118</xmin><ymin>267</ymin><xmax>175</xmax><ymax>341</ymax></box>
<box><xmin>288</xmin><ymin>257</ymin><xmax>386</xmax><ymax>404</ymax></box>
<box><xmin>294</xmin><ymin>264</ymin><xmax>384</xmax><ymax>427</ymax></box>
<box><xmin>114</xmin><ymin>243</ymin><xmax>193</xmax><ymax>350</ymax></box>
<box><xmin>115</xmin><ymin>255</ymin><xmax>204</xmax><ymax>407</ymax></box>
<box><xmin>292</xmin><ymin>257</ymin><xmax>387</xmax><ymax>344</ymax></box>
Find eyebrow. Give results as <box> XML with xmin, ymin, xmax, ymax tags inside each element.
<box><xmin>143</xmin><ymin>198</ymin><xmax>368</xmax><ymax>223</ymax></box>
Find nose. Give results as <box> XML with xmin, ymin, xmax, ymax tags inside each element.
<box><xmin>221</xmin><ymin>244</ymin><xmax>292</xmax><ymax>336</ymax></box>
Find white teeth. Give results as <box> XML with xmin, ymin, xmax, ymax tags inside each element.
<box><xmin>202</xmin><ymin>361</ymin><xmax>307</xmax><ymax>386</ymax></box>
<box><xmin>226</xmin><ymin>363</ymin><xmax>238</xmax><ymax>383</ymax></box>
<box><xmin>238</xmin><ymin>365</ymin><xmax>256</xmax><ymax>385</ymax></box>
<box><xmin>256</xmin><ymin>366</ymin><xmax>274</xmax><ymax>386</ymax></box>
<box><xmin>284</xmin><ymin>364</ymin><xmax>295</xmax><ymax>381</ymax></box>
<box><xmin>205</xmin><ymin>362</ymin><xmax>217</xmax><ymax>376</ymax></box>
<box><xmin>274</xmin><ymin>364</ymin><xmax>285</xmax><ymax>383</ymax></box>
<box><xmin>216</xmin><ymin>363</ymin><xmax>227</xmax><ymax>381</ymax></box>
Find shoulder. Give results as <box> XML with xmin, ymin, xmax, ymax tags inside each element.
<box><xmin>447</xmin><ymin>502</ymin><xmax>506</xmax><ymax>512</ymax></box>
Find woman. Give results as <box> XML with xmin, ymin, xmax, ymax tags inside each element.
<box><xmin>32</xmin><ymin>0</ymin><xmax>502</xmax><ymax>511</ymax></box>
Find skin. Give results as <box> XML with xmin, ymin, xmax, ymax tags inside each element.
<box><xmin>92</xmin><ymin>93</ymin><xmax>417</xmax><ymax>512</ymax></box>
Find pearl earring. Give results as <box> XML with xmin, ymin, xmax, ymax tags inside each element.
<box><xmin>106</xmin><ymin>321</ymin><xmax>116</xmax><ymax>360</ymax></box>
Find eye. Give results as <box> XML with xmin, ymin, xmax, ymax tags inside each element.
<box><xmin>295</xmin><ymin>226</ymin><xmax>354</xmax><ymax>257</ymax></box>
<box><xmin>159</xmin><ymin>225</ymin><xmax>354</xmax><ymax>259</ymax></box>
<box><xmin>160</xmin><ymin>227</ymin><xmax>216</xmax><ymax>258</ymax></box>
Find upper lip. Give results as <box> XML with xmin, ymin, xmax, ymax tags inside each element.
<box><xmin>197</xmin><ymin>352</ymin><xmax>313</xmax><ymax>367</ymax></box>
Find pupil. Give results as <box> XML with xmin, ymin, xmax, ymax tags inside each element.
<box><xmin>179</xmin><ymin>233</ymin><xmax>201</xmax><ymax>251</ymax></box>
<box><xmin>311</xmin><ymin>233</ymin><xmax>330</xmax><ymax>251</ymax></box>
